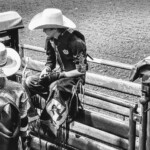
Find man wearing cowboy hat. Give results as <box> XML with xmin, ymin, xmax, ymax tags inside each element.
<box><xmin>26</xmin><ymin>8</ymin><xmax>88</xmax><ymax>131</ymax></box>
<box><xmin>0</xmin><ymin>42</ymin><xmax>29</xmax><ymax>150</ymax></box>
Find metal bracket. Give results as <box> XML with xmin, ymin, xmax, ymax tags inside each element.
<box><xmin>133</xmin><ymin>113</ymin><xmax>142</xmax><ymax>123</ymax></box>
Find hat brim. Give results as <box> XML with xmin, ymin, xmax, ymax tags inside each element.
<box><xmin>28</xmin><ymin>12</ymin><xmax>76</xmax><ymax>30</ymax></box>
<box><xmin>2</xmin><ymin>48</ymin><xmax>21</xmax><ymax>76</ymax></box>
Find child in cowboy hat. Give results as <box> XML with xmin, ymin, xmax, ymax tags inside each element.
<box><xmin>0</xmin><ymin>42</ymin><xmax>29</xmax><ymax>150</ymax></box>
<box><xmin>26</xmin><ymin>8</ymin><xmax>88</xmax><ymax>134</ymax></box>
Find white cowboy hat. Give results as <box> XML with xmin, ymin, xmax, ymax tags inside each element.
<box><xmin>28</xmin><ymin>8</ymin><xmax>76</xmax><ymax>30</ymax></box>
<box><xmin>0</xmin><ymin>43</ymin><xmax>21</xmax><ymax>76</ymax></box>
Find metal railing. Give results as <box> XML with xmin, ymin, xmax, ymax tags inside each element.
<box><xmin>19</xmin><ymin>44</ymin><xmax>150</xmax><ymax>150</ymax></box>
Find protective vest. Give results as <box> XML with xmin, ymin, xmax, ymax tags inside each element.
<box><xmin>56</xmin><ymin>29</ymin><xmax>86</xmax><ymax>71</ymax></box>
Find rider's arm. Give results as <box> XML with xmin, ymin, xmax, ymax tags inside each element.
<box><xmin>62</xmin><ymin>36</ymin><xmax>88</xmax><ymax>78</ymax></box>
<box><xmin>40</xmin><ymin>38</ymin><xmax>56</xmax><ymax>78</ymax></box>
<box><xmin>62</xmin><ymin>69</ymin><xmax>85</xmax><ymax>78</ymax></box>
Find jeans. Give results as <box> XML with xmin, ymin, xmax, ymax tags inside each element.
<box><xmin>25</xmin><ymin>73</ymin><xmax>83</xmax><ymax>108</ymax></box>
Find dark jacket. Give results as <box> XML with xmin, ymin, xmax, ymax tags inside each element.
<box><xmin>45</xmin><ymin>29</ymin><xmax>88</xmax><ymax>73</ymax></box>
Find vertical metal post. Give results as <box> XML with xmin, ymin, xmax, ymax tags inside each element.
<box><xmin>139</xmin><ymin>101</ymin><xmax>147</xmax><ymax>150</ymax></box>
<box><xmin>146</xmin><ymin>101</ymin><xmax>150</xmax><ymax>150</ymax></box>
<box><xmin>129</xmin><ymin>107</ymin><xmax>137</xmax><ymax>150</ymax></box>
<box><xmin>139</xmin><ymin>75</ymin><xmax>150</xmax><ymax>150</ymax></box>
<box><xmin>8</xmin><ymin>29</ymin><xmax>19</xmax><ymax>53</ymax></box>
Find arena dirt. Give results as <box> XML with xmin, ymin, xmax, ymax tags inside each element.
<box><xmin>1</xmin><ymin>0</ymin><xmax>150</xmax><ymax>96</ymax></box>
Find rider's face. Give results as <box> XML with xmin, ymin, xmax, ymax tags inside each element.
<box><xmin>43</xmin><ymin>28</ymin><xmax>57</xmax><ymax>38</ymax></box>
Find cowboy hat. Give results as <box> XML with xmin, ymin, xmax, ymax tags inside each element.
<box><xmin>28</xmin><ymin>8</ymin><xmax>76</xmax><ymax>30</ymax></box>
<box><xmin>0</xmin><ymin>43</ymin><xmax>21</xmax><ymax>76</ymax></box>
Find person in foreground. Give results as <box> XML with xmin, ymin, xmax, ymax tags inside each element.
<box><xmin>0</xmin><ymin>43</ymin><xmax>29</xmax><ymax>150</ymax></box>
<box><xmin>26</xmin><ymin>8</ymin><xmax>88</xmax><ymax>134</ymax></box>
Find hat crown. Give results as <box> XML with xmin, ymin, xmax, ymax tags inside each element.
<box><xmin>28</xmin><ymin>8</ymin><xmax>76</xmax><ymax>30</ymax></box>
<box><xmin>0</xmin><ymin>43</ymin><xmax>7</xmax><ymax>66</ymax></box>
<box><xmin>42</xmin><ymin>8</ymin><xmax>64</xmax><ymax>26</ymax></box>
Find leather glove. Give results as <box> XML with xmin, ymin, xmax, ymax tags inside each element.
<box><xmin>21</xmin><ymin>135</ymin><xmax>31</xmax><ymax>150</ymax></box>
<box><xmin>39</xmin><ymin>72</ymin><xmax>65</xmax><ymax>87</ymax></box>
<box><xmin>39</xmin><ymin>66</ymin><xmax>51</xmax><ymax>78</ymax></box>
<box><xmin>129</xmin><ymin>56</ymin><xmax>150</xmax><ymax>81</ymax></box>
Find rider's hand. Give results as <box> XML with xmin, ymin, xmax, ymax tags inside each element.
<box><xmin>39</xmin><ymin>66</ymin><xmax>51</xmax><ymax>78</ymax></box>
<box><xmin>21</xmin><ymin>133</ymin><xmax>31</xmax><ymax>150</ymax></box>
<box><xmin>39</xmin><ymin>72</ymin><xmax>66</xmax><ymax>86</ymax></box>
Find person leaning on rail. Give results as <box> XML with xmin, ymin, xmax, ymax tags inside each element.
<box><xmin>25</xmin><ymin>8</ymin><xmax>88</xmax><ymax>134</ymax></box>
<box><xmin>0</xmin><ymin>43</ymin><xmax>29</xmax><ymax>150</ymax></box>
<box><xmin>129</xmin><ymin>56</ymin><xmax>150</xmax><ymax>81</ymax></box>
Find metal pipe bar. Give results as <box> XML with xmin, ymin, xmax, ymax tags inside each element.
<box><xmin>85</xmin><ymin>88</ymin><xmax>137</xmax><ymax>108</ymax></box>
<box><xmin>77</xmin><ymin>108</ymin><xmax>132</xmax><ymax>139</ymax></box>
<box><xmin>19</xmin><ymin>44</ymin><xmax>133</xmax><ymax>70</ymax></box>
<box><xmin>86</xmin><ymin>72</ymin><xmax>141</xmax><ymax>96</ymax></box>
<box><xmin>129</xmin><ymin>107</ymin><xmax>137</xmax><ymax>150</ymax></box>
<box><xmin>138</xmin><ymin>75</ymin><xmax>150</xmax><ymax>150</ymax></box>
<box><xmin>146</xmin><ymin>101</ymin><xmax>150</xmax><ymax>150</ymax></box>
<box><xmin>30</xmin><ymin>133</ymin><xmax>79</xmax><ymax>150</ymax></box>
<box><xmin>19</xmin><ymin>44</ymin><xmax>45</xmax><ymax>53</ymax></box>
<box><xmin>139</xmin><ymin>102</ymin><xmax>147</xmax><ymax>150</ymax></box>
<box><xmin>31</xmin><ymin>129</ymin><xmax>123</xmax><ymax>150</ymax></box>
<box><xmin>87</xmin><ymin>57</ymin><xmax>133</xmax><ymax>70</ymax></box>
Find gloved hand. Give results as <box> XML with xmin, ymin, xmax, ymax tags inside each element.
<box><xmin>129</xmin><ymin>56</ymin><xmax>150</xmax><ymax>81</ymax></box>
<box><xmin>21</xmin><ymin>135</ymin><xmax>31</xmax><ymax>150</ymax></box>
<box><xmin>39</xmin><ymin>72</ymin><xmax>66</xmax><ymax>87</ymax></box>
<box><xmin>39</xmin><ymin>66</ymin><xmax>51</xmax><ymax>78</ymax></box>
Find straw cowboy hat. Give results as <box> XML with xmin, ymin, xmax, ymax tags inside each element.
<box><xmin>28</xmin><ymin>8</ymin><xmax>76</xmax><ymax>30</ymax></box>
<box><xmin>0</xmin><ymin>43</ymin><xmax>21</xmax><ymax>76</ymax></box>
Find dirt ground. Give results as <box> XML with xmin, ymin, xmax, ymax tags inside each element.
<box><xmin>1</xmin><ymin>0</ymin><xmax>150</xmax><ymax>79</ymax></box>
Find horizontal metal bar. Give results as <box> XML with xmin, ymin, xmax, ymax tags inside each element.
<box><xmin>69</xmin><ymin>121</ymin><xmax>129</xmax><ymax>149</ymax></box>
<box><xmin>84</xmin><ymin>95</ymin><xmax>130</xmax><ymax>116</ymax></box>
<box><xmin>19</xmin><ymin>44</ymin><xmax>133</xmax><ymax>70</ymax></box>
<box><xmin>86</xmin><ymin>72</ymin><xmax>141</xmax><ymax>96</ymax></box>
<box><xmin>87</xmin><ymin>57</ymin><xmax>133</xmax><ymax>70</ymax></box>
<box><xmin>85</xmin><ymin>89</ymin><xmax>138</xmax><ymax>108</ymax></box>
<box><xmin>31</xmin><ymin>127</ymin><xmax>124</xmax><ymax>150</ymax></box>
<box><xmin>76</xmin><ymin>108</ymin><xmax>138</xmax><ymax>138</ymax></box>
<box><xmin>19</xmin><ymin>44</ymin><xmax>45</xmax><ymax>53</ymax></box>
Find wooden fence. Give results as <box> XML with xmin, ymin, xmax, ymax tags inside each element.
<box><xmin>18</xmin><ymin>44</ymin><xmax>150</xmax><ymax>150</ymax></box>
